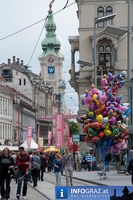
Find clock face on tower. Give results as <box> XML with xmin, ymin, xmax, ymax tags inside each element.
<box><xmin>47</xmin><ymin>56</ymin><xmax>55</xmax><ymax>64</ymax></box>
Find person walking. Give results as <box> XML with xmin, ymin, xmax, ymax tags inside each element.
<box><xmin>125</xmin><ymin>158</ymin><xmax>133</xmax><ymax>185</ymax></box>
<box><xmin>92</xmin><ymin>154</ymin><xmax>96</xmax><ymax>171</ymax></box>
<box><xmin>74</xmin><ymin>151</ymin><xmax>82</xmax><ymax>172</ymax></box>
<box><xmin>85</xmin><ymin>152</ymin><xmax>92</xmax><ymax>171</ymax></box>
<box><xmin>31</xmin><ymin>151</ymin><xmax>41</xmax><ymax>187</ymax></box>
<box><xmin>115</xmin><ymin>152</ymin><xmax>121</xmax><ymax>173</ymax></box>
<box><xmin>39</xmin><ymin>152</ymin><xmax>46</xmax><ymax>181</ymax></box>
<box><xmin>123</xmin><ymin>152</ymin><xmax>128</xmax><ymax>171</ymax></box>
<box><xmin>128</xmin><ymin>146</ymin><xmax>133</xmax><ymax>161</ymax></box>
<box><xmin>16</xmin><ymin>146</ymin><xmax>30</xmax><ymax>199</ymax></box>
<box><xmin>104</xmin><ymin>151</ymin><xmax>112</xmax><ymax>172</ymax></box>
<box><xmin>0</xmin><ymin>147</ymin><xmax>14</xmax><ymax>200</ymax></box>
<box><xmin>62</xmin><ymin>148</ymin><xmax>74</xmax><ymax>186</ymax></box>
<box><xmin>54</xmin><ymin>153</ymin><xmax>62</xmax><ymax>185</ymax></box>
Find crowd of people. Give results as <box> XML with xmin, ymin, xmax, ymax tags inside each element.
<box><xmin>0</xmin><ymin>146</ymin><xmax>96</xmax><ymax>199</ymax></box>
<box><xmin>0</xmin><ymin>146</ymin><xmax>47</xmax><ymax>200</ymax></box>
<box><xmin>0</xmin><ymin>145</ymin><xmax>133</xmax><ymax>199</ymax></box>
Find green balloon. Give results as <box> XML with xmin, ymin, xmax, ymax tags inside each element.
<box><xmin>112</xmin><ymin>128</ymin><xmax>119</xmax><ymax>135</ymax></box>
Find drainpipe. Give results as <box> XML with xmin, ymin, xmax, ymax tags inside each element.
<box><xmin>18</xmin><ymin>107</ymin><xmax>21</xmax><ymax>145</ymax></box>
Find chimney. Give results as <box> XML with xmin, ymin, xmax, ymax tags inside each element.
<box><xmin>13</xmin><ymin>56</ymin><xmax>16</xmax><ymax>64</ymax></box>
<box><xmin>17</xmin><ymin>58</ymin><xmax>20</xmax><ymax>65</ymax></box>
<box><xmin>8</xmin><ymin>59</ymin><xmax>11</xmax><ymax>65</ymax></box>
<box><xmin>20</xmin><ymin>60</ymin><xmax>23</xmax><ymax>67</ymax></box>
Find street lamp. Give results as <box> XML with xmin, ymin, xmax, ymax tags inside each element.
<box><xmin>93</xmin><ymin>13</ymin><xmax>116</xmax><ymax>87</ymax></box>
<box><xmin>77</xmin><ymin>59</ymin><xmax>93</xmax><ymax>67</ymax></box>
<box><xmin>127</xmin><ymin>0</ymin><xmax>131</xmax><ymax>107</ymax></box>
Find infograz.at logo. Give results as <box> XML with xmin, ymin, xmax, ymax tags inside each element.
<box><xmin>56</xmin><ymin>187</ymin><xmax>68</xmax><ymax>199</ymax></box>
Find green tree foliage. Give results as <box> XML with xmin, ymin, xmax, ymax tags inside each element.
<box><xmin>68</xmin><ymin>121</ymin><xmax>79</xmax><ymax>137</ymax></box>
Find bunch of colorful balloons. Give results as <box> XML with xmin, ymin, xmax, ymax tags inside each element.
<box><xmin>80</xmin><ymin>71</ymin><xmax>130</xmax><ymax>155</ymax></box>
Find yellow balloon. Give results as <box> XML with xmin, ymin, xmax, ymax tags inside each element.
<box><xmin>105</xmin><ymin>124</ymin><xmax>109</xmax><ymax>129</ymax></box>
<box><xmin>92</xmin><ymin>94</ymin><xmax>98</xmax><ymax>101</ymax></box>
<box><xmin>92</xmin><ymin>94</ymin><xmax>100</xmax><ymax>106</ymax></box>
<box><xmin>88</xmin><ymin>111</ymin><xmax>94</xmax><ymax>117</ymax></box>
<box><xmin>125</xmin><ymin>117</ymin><xmax>129</xmax><ymax>125</ymax></box>
<box><xmin>96</xmin><ymin>114</ymin><xmax>103</xmax><ymax>122</ymax></box>
<box><xmin>104</xmin><ymin>129</ymin><xmax>112</xmax><ymax>136</ymax></box>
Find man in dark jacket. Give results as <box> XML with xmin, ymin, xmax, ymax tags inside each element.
<box><xmin>39</xmin><ymin>152</ymin><xmax>46</xmax><ymax>181</ymax></box>
<box><xmin>126</xmin><ymin>158</ymin><xmax>133</xmax><ymax>185</ymax></box>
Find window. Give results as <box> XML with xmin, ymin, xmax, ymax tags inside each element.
<box><xmin>97</xmin><ymin>6</ymin><xmax>113</xmax><ymax>27</ymax></box>
<box><xmin>19</xmin><ymin>79</ymin><xmax>21</xmax><ymax>85</ymax></box>
<box><xmin>106</xmin><ymin>45</ymin><xmax>112</xmax><ymax>52</ymax></box>
<box><xmin>98</xmin><ymin>45</ymin><xmax>104</xmax><ymax>52</ymax></box>
<box><xmin>106</xmin><ymin>6</ymin><xmax>113</xmax><ymax>15</ymax></box>
<box><xmin>24</xmin><ymin>78</ymin><xmax>26</xmax><ymax>85</ymax></box>
<box><xmin>98</xmin><ymin>44</ymin><xmax>113</xmax><ymax>76</ymax></box>
<box><xmin>97</xmin><ymin>6</ymin><xmax>104</xmax><ymax>27</ymax></box>
<box><xmin>99</xmin><ymin>53</ymin><xmax>111</xmax><ymax>67</ymax></box>
<box><xmin>1</xmin><ymin>69</ymin><xmax>12</xmax><ymax>82</ymax></box>
<box><xmin>106</xmin><ymin>6</ymin><xmax>113</xmax><ymax>25</ymax></box>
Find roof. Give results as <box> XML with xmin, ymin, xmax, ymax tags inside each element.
<box><xmin>103</xmin><ymin>26</ymin><xmax>127</xmax><ymax>37</ymax></box>
<box><xmin>20</xmin><ymin>138</ymin><xmax>38</xmax><ymax>149</ymax></box>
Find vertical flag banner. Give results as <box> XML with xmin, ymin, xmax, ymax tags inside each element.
<box><xmin>39</xmin><ymin>137</ymin><xmax>44</xmax><ymax>147</ymax></box>
<box><xmin>20</xmin><ymin>130</ymin><xmax>24</xmax><ymax>142</ymax></box>
<box><xmin>65</xmin><ymin>124</ymin><xmax>70</xmax><ymax>148</ymax></box>
<box><xmin>55</xmin><ymin>113</ymin><xmax>64</xmax><ymax>148</ymax></box>
<box><xmin>26</xmin><ymin>126</ymin><xmax>32</xmax><ymax>148</ymax></box>
<box><xmin>37</xmin><ymin>126</ymin><xmax>40</xmax><ymax>148</ymax></box>
<box><xmin>48</xmin><ymin>131</ymin><xmax>52</xmax><ymax>146</ymax></box>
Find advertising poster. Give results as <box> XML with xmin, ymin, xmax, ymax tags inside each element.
<box><xmin>55</xmin><ymin>186</ymin><xmax>133</xmax><ymax>200</ymax></box>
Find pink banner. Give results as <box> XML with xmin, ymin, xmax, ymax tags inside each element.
<box><xmin>55</xmin><ymin>113</ymin><xmax>64</xmax><ymax>148</ymax></box>
<box><xmin>37</xmin><ymin>126</ymin><xmax>40</xmax><ymax>148</ymax></box>
<box><xmin>26</xmin><ymin>126</ymin><xmax>32</xmax><ymax>148</ymax></box>
<box><xmin>65</xmin><ymin>124</ymin><xmax>70</xmax><ymax>148</ymax></box>
<box><xmin>48</xmin><ymin>131</ymin><xmax>52</xmax><ymax>146</ymax></box>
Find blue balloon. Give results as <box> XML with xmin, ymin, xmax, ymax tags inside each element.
<box><xmin>124</xmin><ymin>108</ymin><xmax>131</xmax><ymax>117</ymax></box>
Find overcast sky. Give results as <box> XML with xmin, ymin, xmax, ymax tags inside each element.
<box><xmin>0</xmin><ymin>0</ymin><xmax>79</xmax><ymax>113</ymax></box>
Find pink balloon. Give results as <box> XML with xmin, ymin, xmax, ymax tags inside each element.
<box><xmin>117</xmin><ymin>105</ymin><xmax>127</xmax><ymax>112</ymax></box>
<box><xmin>101</xmin><ymin>77</ymin><xmax>108</xmax><ymax>87</ymax></box>
<box><xmin>100</xmin><ymin>92</ymin><xmax>107</xmax><ymax>102</ymax></box>
<box><xmin>89</xmin><ymin>102</ymin><xmax>97</xmax><ymax>111</ymax></box>
<box><xmin>108</xmin><ymin>117</ymin><xmax>117</xmax><ymax>125</ymax></box>
<box><xmin>91</xmin><ymin>88</ymin><xmax>99</xmax><ymax>95</ymax></box>
<box><xmin>82</xmin><ymin>92</ymin><xmax>92</xmax><ymax>105</ymax></box>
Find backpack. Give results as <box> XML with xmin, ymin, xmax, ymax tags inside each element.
<box><xmin>32</xmin><ymin>157</ymin><xmax>40</xmax><ymax>170</ymax></box>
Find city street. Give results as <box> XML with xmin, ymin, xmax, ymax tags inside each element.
<box><xmin>8</xmin><ymin>169</ymin><xmax>132</xmax><ymax>200</ymax></box>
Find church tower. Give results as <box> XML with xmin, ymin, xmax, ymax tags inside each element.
<box><xmin>38</xmin><ymin>5</ymin><xmax>66</xmax><ymax>146</ymax></box>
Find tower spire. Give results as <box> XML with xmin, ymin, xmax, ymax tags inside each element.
<box><xmin>39</xmin><ymin>3</ymin><xmax>63</xmax><ymax>58</ymax></box>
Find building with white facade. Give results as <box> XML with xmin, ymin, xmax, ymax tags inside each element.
<box><xmin>0</xmin><ymin>78</ymin><xmax>13</xmax><ymax>144</ymax></box>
